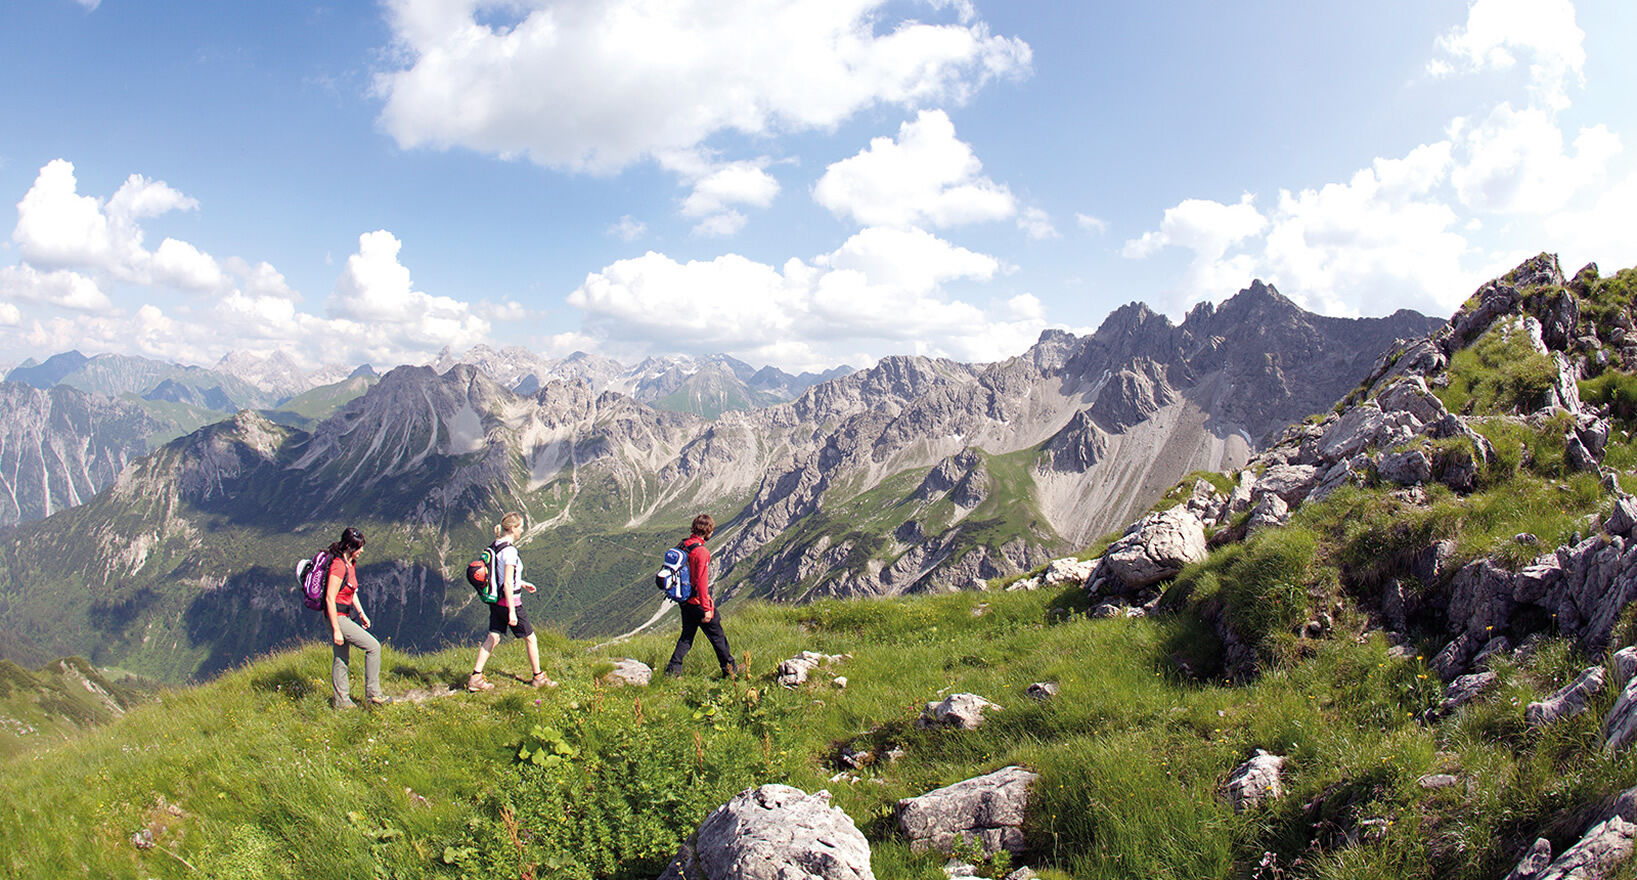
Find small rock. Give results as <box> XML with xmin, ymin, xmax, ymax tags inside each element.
<box><xmin>601</xmin><ymin>658</ymin><xmax>652</xmax><ymax>687</ymax></box>
<box><xmin>1417</xmin><ymin>774</ymin><xmax>1459</xmax><ymax>790</ymax></box>
<box><xmin>832</xmin><ymin>676</ymin><xmax>848</xmax><ymax>689</ymax></box>
<box><xmin>132</xmin><ymin>829</ymin><xmax>155</xmax><ymax>850</ymax></box>
<box><xmin>1504</xmin><ymin>837</ymin><xmax>1553</xmax><ymax>880</ymax></box>
<box><xmin>1440</xmin><ymin>671</ymin><xmax>1499</xmax><ymax>714</ymax></box>
<box><xmin>777</xmin><ymin>651</ymin><xmax>845</xmax><ymax>688</ymax></box>
<box><xmin>1526</xmin><ymin>665</ymin><xmax>1606</xmax><ymax>727</ymax></box>
<box><xmin>1025</xmin><ymin>682</ymin><xmax>1059</xmax><ymax>701</ymax></box>
<box><xmin>1225</xmin><ymin>749</ymin><xmax>1287</xmax><ymax>813</ymax></box>
<box><xmin>919</xmin><ymin>694</ymin><xmax>1001</xmax><ymax>730</ymax></box>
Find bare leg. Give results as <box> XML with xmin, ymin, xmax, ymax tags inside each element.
<box><xmin>473</xmin><ymin>631</ymin><xmax>501</xmax><ymax>673</ymax></box>
<box><xmin>525</xmin><ymin>633</ymin><xmax>542</xmax><ymax>676</ymax></box>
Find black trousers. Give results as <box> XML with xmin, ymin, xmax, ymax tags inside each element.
<box><xmin>665</xmin><ymin>603</ymin><xmax>734</xmax><ymax>675</ymax></box>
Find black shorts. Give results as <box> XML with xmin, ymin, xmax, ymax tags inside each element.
<box><xmin>488</xmin><ymin>603</ymin><xmax>535</xmax><ymax>638</ymax></box>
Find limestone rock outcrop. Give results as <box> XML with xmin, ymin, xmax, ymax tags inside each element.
<box><xmin>897</xmin><ymin>766</ymin><xmax>1038</xmax><ymax>855</ymax></box>
<box><xmin>658</xmin><ymin>785</ymin><xmax>874</xmax><ymax>880</ymax></box>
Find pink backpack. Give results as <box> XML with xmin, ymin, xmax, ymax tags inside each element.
<box><xmin>296</xmin><ymin>550</ymin><xmax>334</xmax><ymax>611</ymax></box>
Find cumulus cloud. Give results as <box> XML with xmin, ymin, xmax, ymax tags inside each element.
<box><xmin>1123</xmin><ymin>144</ymin><xmax>1488</xmax><ymax>316</ymax></box>
<box><xmin>1261</xmin><ymin>143</ymin><xmax>1475</xmax><ymax>315</ymax></box>
<box><xmin>10</xmin><ymin>159</ymin><xmax>226</xmax><ymax>292</ymax></box>
<box><xmin>1121</xmin><ymin>194</ymin><xmax>1266</xmax><ymax>261</ymax></box>
<box><xmin>375</xmin><ymin>0</ymin><xmax>1030</xmax><ymax>174</ymax></box>
<box><xmin>656</xmin><ymin>150</ymin><xmax>781</xmax><ymax>236</ymax></box>
<box><xmin>813</xmin><ymin>109</ymin><xmax>1015</xmax><ymax>228</ymax></box>
<box><xmin>0</xmin><ymin>302</ymin><xmax>19</xmax><ymax>326</ymax></box>
<box><xmin>0</xmin><ymin>264</ymin><xmax>111</xmax><ymax>311</ymax></box>
<box><xmin>1432</xmin><ymin>0</ymin><xmax>1585</xmax><ymax>109</ymax></box>
<box><xmin>329</xmin><ymin>229</ymin><xmax>492</xmax><ymax>362</ymax></box>
<box><xmin>1449</xmin><ymin>104</ymin><xmax>1620</xmax><ymax>214</ymax></box>
<box><xmin>1545</xmin><ymin>170</ymin><xmax>1637</xmax><ymax>273</ymax></box>
<box><xmin>566</xmin><ymin>225</ymin><xmax>1036</xmax><ymax>371</ymax></box>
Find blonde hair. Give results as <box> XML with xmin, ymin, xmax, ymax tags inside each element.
<box><xmin>494</xmin><ymin>512</ymin><xmax>524</xmax><ymax>540</ymax></box>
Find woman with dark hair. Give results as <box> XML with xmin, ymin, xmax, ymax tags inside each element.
<box><xmin>323</xmin><ymin>527</ymin><xmax>390</xmax><ymax>707</ymax></box>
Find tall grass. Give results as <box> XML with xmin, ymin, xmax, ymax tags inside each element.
<box><xmin>5</xmin><ymin>582</ymin><xmax>1636</xmax><ymax>880</ymax></box>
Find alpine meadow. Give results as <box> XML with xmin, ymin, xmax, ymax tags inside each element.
<box><xmin>5</xmin><ymin>1</ymin><xmax>1637</xmax><ymax>879</ymax></box>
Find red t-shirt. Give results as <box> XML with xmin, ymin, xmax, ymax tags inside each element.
<box><xmin>682</xmin><ymin>536</ymin><xmax>713</xmax><ymax>614</ymax></box>
<box><xmin>327</xmin><ymin>556</ymin><xmax>358</xmax><ymax>610</ymax></box>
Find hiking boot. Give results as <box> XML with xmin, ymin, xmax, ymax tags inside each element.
<box><xmin>530</xmin><ymin>671</ymin><xmax>557</xmax><ymax>689</ymax></box>
<box><xmin>367</xmin><ymin>695</ymin><xmax>396</xmax><ymax>706</ymax></box>
<box><xmin>722</xmin><ymin>663</ymin><xmax>739</xmax><ymax>679</ymax></box>
<box><xmin>466</xmin><ymin>673</ymin><xmax>495</xmax><ymax>692</ymax></box>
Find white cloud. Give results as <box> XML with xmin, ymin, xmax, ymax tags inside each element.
<box><xmin>1123</xmin><ymin>143</ymin><xmax>1488</xmax><ymax>317</ymax></box>
<box><xmin>0</xmin><ymin>264</ymin><xmax>111</xmax><ymax>311</ymax></box>
<box><xmin>1433</xmin><ymin>0</ymin><xmax>1585</xmax><ymax>109</ymax></box>
<box><xmin>10</xmin><ymin>159</ymin><xmax>226</xmax><ymax>292</ymax></box>
<box><xmin>71</xmin><ymin>0</ymin><xmax>101</xmax><ymax>9</ymax></box>
<box><xmin>375</xmin><ymin>0</ymin><xmax>1030</xmax><ymax>174</ymax></box>
<box><xmin>566</xmin><ymin>225</ymin><xmax>1035</xmax><ymax>371</ymax></box>
<box><xmin>658</xmin><ymin>151</ymin><xmax>781</xmax><ymax>236</ymax></box>
<box><xmin>328</xmin><ymin>229</ymin><xmax>492</xmax><ymax>363</ymax></box>
<box><xmin>692</xmin><ymin>211</ymin><xmax>748</xmax><ymax>238</ymax></box>
<box><xmin>817</xmin><ymin>225</ymin><xmax>998</xmax><ymax>293</ymax></box>
<box><xmin>813</xmin><ymin>109</ymin><xmax>1015</xmax><ymax>228</ymax></box>
<box><xmin>0</xmin><ymin>302</ymin><xmax>19</xmax><ymax>325</ymax></box>
<box><xmin>1121</xmin><ymin>194</ymin><xmax>1266</xmax><ymax>261</ymax></box>
<box><xmin>1450</xmin><ymin>103</ymin><xmax>1620</xmax><ymax>214</ymax></box>
<box><xmin>1545</xmin><ymin>170</ymin><xmax>1637</xmax><ymax>273</ymax></box>
<box><xmin>1262</xmin><ymin>143</ymin><xmax>1475</xmax><ymax>316</ymax></box>
<box><xmin>607</xmin><ymin>215</ymin><xmax>647</xmax><ymax>241</ymax></box>
<box><xmin>1076</xmin><ymin>213</ymin><xmax>1108</xmax><ymax>235</ymax></box>
<box><xmin>1018</xmin><ymin>207</ymin><xmax>1057</xmax><ymax>240</ymax></box>
<box><xmin>680</xmin><ymin>162</ymin><xmax>780</xmax><ymax>218</ymax></box>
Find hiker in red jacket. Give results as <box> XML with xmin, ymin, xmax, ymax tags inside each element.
<box><xmin>663</xmin><ymin>514</ymin><xmax>737</xmax><ymax>678</ymax></box>
<box><xmin>323</xmin><ymin>527</ymin><xmax>391</xmax><ymax>707</ymax></box>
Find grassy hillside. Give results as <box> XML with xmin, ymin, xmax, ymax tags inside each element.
<box><xmin>0</xmin><ymin>657</ymin><xmax>157</xmax><ymax>760</ymax></box>
<box><xmin>4</xmin><ymin>573</ymin><xmax>1634</xmax><ymax>880</ymax></box>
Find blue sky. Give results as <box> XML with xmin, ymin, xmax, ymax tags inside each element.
<box><xmin>1</xmin><ymin>0</ymin><xmax>1632</xmax><ymax>373</ymax></box>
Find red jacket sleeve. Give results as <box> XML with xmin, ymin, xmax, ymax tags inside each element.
<box><xmin>688</xmin><ymin>541</ymin><xmax>712</xmax><ymax>614</ymax></box>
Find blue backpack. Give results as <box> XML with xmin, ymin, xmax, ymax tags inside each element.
<box><xmin>655</xmin><ymin>539</ymin><xmax>701</xmax><ymax>603</ymax></box>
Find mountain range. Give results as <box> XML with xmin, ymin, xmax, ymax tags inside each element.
<box><xmin>0</xmin><ymin>280</ymin><xmax>1441</xmax><ymax>681</ymax></box>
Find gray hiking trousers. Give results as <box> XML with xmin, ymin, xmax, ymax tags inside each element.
<box><xmin>332</xmin><ymin>616</ymin><xmax>383</xmax><ymax>706</ymax></box>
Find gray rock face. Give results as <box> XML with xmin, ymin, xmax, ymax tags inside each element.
<box><xmin>1520</xmin><ymin>815</ymin><xmax>1636</xmax><ymax>880</ymax></box>
<box><xmin>1099</xmin><ymin>507</ymin><xmax>1207</xmax><ymax>589</ymax></box>
<box><xmin>658</xmin><ymin>785</ymin><xmax>874</xmax><ymax>880</ymax></box>
<box><xmin>0</xmin><ymin>382</ymin><xmax>163</xmax><ymax>528</ymax></box>
<box><xmin>1225</xmin><ymin>750</ymin><xmax>1287</xmax><ymax>813</ymax></box>
<box><xmin>1440</xmin><ymin>671</ymin><xmax>1499</xmax><ymax>714</ymax></box>
<box><xmin>919</xmin><ymin>694</ymin><xmax>1001</xmax><ymax>730</ymax></box>
<box><xmin>1506</xmin><ymin>838</ymin><xmax>1556</xmax><ymax>880</ymax></box>
<box><xmin>1378</xmin><ymin>449</ymin><xmax>1432</xmax><ymax>485</ymax></box>
<box><xmin>601</xmin><ymin>658</ymin><xmax>652</xmax><ymax>687</ymax></box>
<box><xmin>1604</xmin><ymin>676</ymin><xmax>1637</xmax><ymax>754</ymax></box>
<box><xmin>1253</xmin><ymin>464</ymin><xmax>1321</xmax><ymax>506</ymax></box>
<box><xmin>1527</xmin><ymin>665</ymin><xmax>1606</xmax><ymax>727</ymax></box>
<box><xmin>1375</xmin><ymin>376</ymin><xmax>1447</xmax><ymax>425</ymax></box>
<box><xmin>897</xmin><ymin>766</ymin><xmax>1038</xmax><ymax>855</ymax></box>
<box><xmin>1246</xmin><ymin>492</ymin><xmax>1290</xmax><ymax>532</ymax></box>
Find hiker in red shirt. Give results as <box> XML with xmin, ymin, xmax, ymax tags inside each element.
<box><xmin>663</xmin><ymin>513</ymin><xmax>737</xmax><ymax>678</ymax></box>
<box><xmin>323</xmin><ymin>527</ymin><xmax>390</xmax><ymax>707</ymax></box>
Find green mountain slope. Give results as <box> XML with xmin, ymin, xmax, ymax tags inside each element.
<box><xmin>0</xmin><ymin>656</ymin><xmax>155</xmax><ymax>760</ymax></box>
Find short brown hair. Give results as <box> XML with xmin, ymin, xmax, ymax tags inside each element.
<box><xmin>691</xmin><ymin>513</ymin><xmax>715</xmax><ymax>539</ymax></box>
